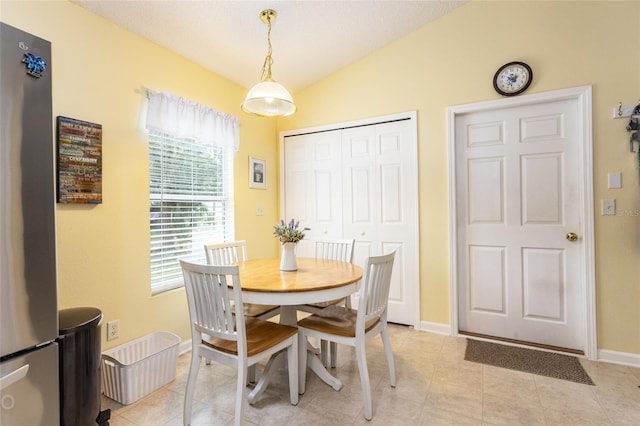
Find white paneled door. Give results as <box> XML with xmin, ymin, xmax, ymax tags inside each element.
<box><xmin>283</xmin><ymin>130</ymin><xmax>343</xmax><ymax>257</ymax></box>
<box><xmin>342</xmin><ymin>121</ymin><xmax>419</xmax><ymax>325</ymax></box>
<box><xmin>282</xmin><ymin>113</ymin><xmax>419</xmax><ymax>327</ymax></box>
<box><xmin>453</xmin><ymin>90</ymin><xmax>593</xmax><ymax>352</ymax></box>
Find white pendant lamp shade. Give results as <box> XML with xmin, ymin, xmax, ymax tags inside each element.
<box><xmin>241</xmin><ymin>9</ymin><xmax>296</xmax><ymax>118</ymax></box>
<box><xmin>242</xmin><ymin>79</ymin><xmax>296</xmax><ymax>117</ymax></box>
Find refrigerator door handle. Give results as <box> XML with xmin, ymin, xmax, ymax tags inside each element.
<box><xmin>0</xmin><ymin>364</ymin><xmax>29</xmax><ymax>391</ymax></box>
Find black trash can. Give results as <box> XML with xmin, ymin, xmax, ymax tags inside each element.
<box><xmin>58</xmin><ymin>307</ymin><xmax>107</xmax><ymax>426</ymax></box>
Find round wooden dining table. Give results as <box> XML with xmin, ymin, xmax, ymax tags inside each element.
<box><xmin>236</xmin><ymin>257</ymin><xmax>363</xmax><ymax>398</ymax></box>
<box><xmin>237</xmin><ymin>257</ymin><xmax>363</xmax><ymax>325</ymax></box>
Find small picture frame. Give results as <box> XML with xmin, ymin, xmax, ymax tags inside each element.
<box><xmin>249</xmin><ymin>156</ymin><xmax>267</xmax><ymax>189</ymax></box>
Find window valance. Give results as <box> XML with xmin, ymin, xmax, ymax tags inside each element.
<box><xmin>145</xmin><ymin>89</ymin><xmax>240</xmax><ymax>151</ymax></box>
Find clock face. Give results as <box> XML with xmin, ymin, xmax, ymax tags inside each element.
<box><xmin>493</xmin><ymin>62</ymin><xmax>533</xmax><ymax>96</ymax></box>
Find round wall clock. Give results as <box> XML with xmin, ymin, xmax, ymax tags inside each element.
<box><xmin>493</xmin><ymin>61</ymin><xmax>533</xmax><ymax>96</ymax></box>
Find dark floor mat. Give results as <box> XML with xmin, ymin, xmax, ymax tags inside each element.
<box><xmin>464</xmin><ymin>339</ymin><xmax>594</xmax><ymax>385</ymax></box>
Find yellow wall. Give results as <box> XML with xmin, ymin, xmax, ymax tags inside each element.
<box><xmin>2</xmin><ymin>1</ymin><xmax>638</xmax><ymax>357</ymax></box>
<box><xmin>1</xmin><ymin>1</ymin><xmax>281</xmax><ymax>349</ymax></box>
<box><xmin>280</xmin><ymin>1</ymin><xmax>640</xmax><ymax>355</ymax></box>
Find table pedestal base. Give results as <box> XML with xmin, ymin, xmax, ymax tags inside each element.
<box><xmin>247</xmin><ymin>306</ymin><xmax>342</xmax><ymax>402</ymax></box>
<box><xmin>306</xmin><ymin>350</ymin><xmax>342</xmax><ymax>391</ymax></box>
<box><xmin>247</xmin><ymin>349</ymin><xmax>285</xmax><ymax>404</ymax></box>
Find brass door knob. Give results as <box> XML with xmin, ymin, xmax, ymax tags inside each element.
<box><xmin>566</xmin><ymin>232</ymin><xmax>578</xmax><ymax>242</ymax></box>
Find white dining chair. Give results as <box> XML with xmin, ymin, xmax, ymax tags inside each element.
<box><xmin>297</xmin><ymin>239</ymin><xmax>355</xmax><ymax>367</ymax></box>
<box><xmin>204</xmin><ymin>240</ymin><xmax>280</xmax><ymax>321</ymax></box>
<box><xmin>204</xmin><ymin>241</ymin><xmax>280</xmax><ymax>380</ymax></box>
<box><xmin>180</xmin><ymin>260</ymin><xmax>298</xmax><ymax>426</ymax></box>
<box><xmin>297</xmin><ymin>251</ymin><xmax>396</xmax><ymax>421</ymax></box>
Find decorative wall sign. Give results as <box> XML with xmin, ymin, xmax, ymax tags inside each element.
<box><xmin>249</xmin><ymin>156</ymin><xmax>266</xmax><ymax>189</ymax></box>
<box><xmin>56</xmin><ymin>116</ymin><xmax>102</xmax><ymax>204</ymax></box>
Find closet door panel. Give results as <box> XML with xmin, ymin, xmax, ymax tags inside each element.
<box><xmin>342</xmin><ymin>126</ymin><xmax>378</xmax><ymax>266</ymax></box>
<box><xmin>283</xmin><ymin>134</ymin><xmax>313</xmax><ymax>256</ymax></box>
<box><xmin>375</xmin><ymin>121</ymin><xmax>420</xmax><ymax>325</ymax></box>
<box><xmin>283</xmin><ymin>131</ymin><xmax>342</xmax><ymax>257</ymax></box>
<box><xmin>311</xmin><ymin>132</ymin><xmax>343</xmax><ymax>241</ymax></box>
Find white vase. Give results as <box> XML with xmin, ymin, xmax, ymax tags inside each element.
<box><xmin>280</xmin><ymin>242</ymin><xmax>297</xmax><ymax>271</ymax></box>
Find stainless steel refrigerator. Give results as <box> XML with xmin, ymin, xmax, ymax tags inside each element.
<box><xmin>0</xmin><ymin>22</ymin><xmax>60</xmax><ymax>425</ymax></box>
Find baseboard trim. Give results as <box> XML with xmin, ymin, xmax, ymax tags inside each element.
<box><xmin>178</xmin><ymin>339</ymin><xmax>192</xmax><ymax>356</ymax></box>
<box><xmin>597</xmin><ymin>349</ymin><xmax>640</xmax><ymax>368</ymax></box>
<box><xmin>418</xmin><ymin>320</ymin><xmax>451</xmax><ymax>335</ymax></box>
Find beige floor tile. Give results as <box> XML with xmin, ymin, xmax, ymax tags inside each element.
<box><xmin>419</xmin><ymin>407</ymin><xmax>483</xmax><ymax>426</ymax></box>
<box><xmin>593</xmin><ymin>385</ymin><xmax>640</xmax><ymax>426</ymax></box>
<box><xmin>106</xmin><ymin>412</ymin><xmax>138</xmax><ymax>426</ymax></box>
<box><xmin>307</xmin><ymin>385</ymin><xmax>365</xmax><ymax>418</ymax></box>
<box><xmin>357</xmin><ymin>386</ymin><xmax>425</xmax><ymax>424</ymax></box>
<box><xmin>543</xmin><ymin>405</ymin><xmax>612</xmax><ymax>426</ymax></box>
<box><xmin>378</xmin><ymin>373</ymin><xmax>429</xmax><ymax>405</ymax></box>
<box><xmin>286</xmin><ymin>401</ymin><xmax>358</xmax><ymax>425</ymax></box>
<box><xmin>163</xmin><ymin>399</ymin><xmax>234</xmax><ymax>426</ymax></box>
<box><xmin>481</xmin><ymin>392</ymin><xmax>546</xmax><ymax>425</ymax></box>
<box><xmin>115</xmin><ymin>387</ymin><xmax>185</xmax><ymax>426</ymax></box>
<box><xmin>581</xmin><ymin>359</ymin><xmax>640</xmax><ymax>389</ymax></box>
<box><xmin>482</xmin><ymin>365</ymin><xmax>539</xmax><ymax>405</ymax></box>
<box><xmin>534</xmin><ymin>375</ymin><xmax>600</xmax><ymax>411</ymax></box>
<box><xmin>431</xmin><ymin>361</ymin><xmax>483</xmax><ymax>390</ymax></box>
<box><xmin>424</xmin><ymin>381</ymin><xmax>484</xmax><ymax>421</ymax></box>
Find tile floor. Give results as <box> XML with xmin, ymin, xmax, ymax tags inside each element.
<box><xmin>102</xmin><ymin>324</ymin><xmax>640</xmax><ymax>425</ymax></box>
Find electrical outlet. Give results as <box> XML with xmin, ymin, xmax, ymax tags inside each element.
<box><xmin>107</xmin><ymin>320</ymin><xmax>120</xmax><ymax>341</ymax></box>
<box><xmin>601</xmin><ymin>199</ymin><xmax>616</xmax><ymax>216</ymax></box>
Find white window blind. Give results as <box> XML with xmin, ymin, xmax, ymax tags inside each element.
<box><xmin>145</xmin><ymin>90</ymin><xmax>239</xmax><ymax>294</ymax></box>
<box><xmin>149</xmin><ymin>132</ymin><xmax>234</xmax><ymax>294</ymax></box>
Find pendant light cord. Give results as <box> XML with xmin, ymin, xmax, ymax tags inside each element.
<box><xmin>259</xmin><ymin>14</ymin><xmax>273</xmax><ymax>82</ymax></box>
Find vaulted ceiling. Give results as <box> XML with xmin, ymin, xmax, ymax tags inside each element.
<box><xmin>72</xmin><ymin>1</ymin><xmax>468</xmax><ymax>92</ymax></box>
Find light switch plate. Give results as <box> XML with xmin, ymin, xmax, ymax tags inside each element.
<box><xmin>608</xmin><ymin>172</ymin><xmax>622</xmax><ymax>189</ymax></box>
<box><xmin>256</xmin><ymin>204</ymin><xmax>264</xmax><ymax>216</ymax></box>
<box><xmin>612</xmin><ymin>105</ymin><xmax>636</xmax><ymax>119</ymax></box>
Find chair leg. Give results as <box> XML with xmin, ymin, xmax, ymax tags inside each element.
<box><xmin>381</xmin><ymin>325</ymin><xmax>396</xmax><ymax>387</ymax></box>
<box><xmin>298</xmin><ymin>332</ymin><xmax>308</xmax><ymax>394</ymax></box>
<box><xmin>248</xmin><ymin>364</ymin><xmax>256</xmax><ymax>384</ymax></box>
<box><xmin>355</xmin><ymin>341</ymin><xmax>372</xmax><ymax>420</ymax></box>
<box><xmin>183</xmin><ymin>354</ymin><xmax>201</xmax><ymax>426</ymax></box>
<box><xmin>235</xmin><ymin>363</ymin><xmax>248</xmax><ymax>426</ymax></box>
<box><xmin>320</xmin><ymin>339</ymin><xmax>329</xmax><ymax>367</ymax></box>
<box><xmin>287</xmin><ymin>336</ymin><xmax>299</xmax><ymax>405</ymax></box>
<box><xmin>330</xmin><ymin>342</ymin><xmax>338</xmax><ymax>368</ymax></box>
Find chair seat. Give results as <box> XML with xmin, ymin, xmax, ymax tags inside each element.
<box><xmin>297</xmin><ymin>305</ymin><xmax>380</xmax><ymax>338</ymax></box>
<box><xmin>241</xmin><ymin>303</ymin><xmax>279</xmax><ymax>318</ymax></box>
<box><xmin>202</xmin><ymin>317</ymin><xmax>297</xmax><ymax>357</ymax></box>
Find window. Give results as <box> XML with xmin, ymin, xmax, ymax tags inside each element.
<box><xmin>144</xmin><ymin>89</ymin><xmax>239</xmax><ymax>294</ymax></box>
<box><xmin>149</xmin><ymin>131</ymin><xmax>234</xmax><ymax>294</ymax></box>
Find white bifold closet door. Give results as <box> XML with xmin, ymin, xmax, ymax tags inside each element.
<box><xmin>282</xmin><ymin>113</ymin><xmax>419</xmax><ymax>326</ymax></box>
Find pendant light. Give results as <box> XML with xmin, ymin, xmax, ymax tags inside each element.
<box><xmin>241</xmin><ymin>9</ymin><xmax>296</xmax><ymax>117</ymax></box>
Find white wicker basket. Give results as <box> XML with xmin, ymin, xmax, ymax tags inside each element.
<box><xmin>101</xmin><ymin>331</ymin><xmax>180</xmax><ymax>405</ymax></box>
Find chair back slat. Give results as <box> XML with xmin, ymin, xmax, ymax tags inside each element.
<box><xmin>315</xmin><ymin>239</ymin><xmax>355</xmax><ymax>263</ymax></box>
<box><xmin>181</xmin><ymin>261</ymin><xmax>246</xmax><ymax>347</ymax></box>
<box><xmin>204</xmin><ymin>240</ymin><xmax>248</xmax><ymax>265</ymax></box>
<box><xmin>357</xmin><ymin>251</ymin><xmax>396</xmax><ymax>326</ymax></box>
